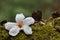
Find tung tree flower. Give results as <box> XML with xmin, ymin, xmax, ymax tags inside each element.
<box><xmin>4</xmin><ymin>13</ymin><xmax>35</xmax><ymax>36</ymax></box>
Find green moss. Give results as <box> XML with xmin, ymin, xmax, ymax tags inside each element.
<box><xmin>0</xmin><ymin>26</ymin><xmax>9</xmax><ymax>40</ymax></box>
<box><xmin>0</xmin><ymin>21</ymin><xmax>60</xmax><ymax>40</ymax></box>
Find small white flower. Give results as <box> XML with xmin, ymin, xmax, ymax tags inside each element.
<box><xmin>5</xmin><ymin>13</ymin><xmax>35</xmax><ymax>36</ymax></box>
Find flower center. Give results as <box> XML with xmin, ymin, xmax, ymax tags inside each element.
<box><xmin>17</xmin><ymin>22</ymin><xmax>23</xmax><ymax>28</ymax></box>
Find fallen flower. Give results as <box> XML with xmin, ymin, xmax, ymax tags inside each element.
<box><xmin>4</xmin><ymin>13</ymin><xmax>35</xmax><ymax>36</ymax></box>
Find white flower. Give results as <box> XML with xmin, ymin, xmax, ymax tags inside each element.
<box><xmin>4</xmin><ymin>13</ymin><xmax>35</xmax><ymax>36</ymax></box>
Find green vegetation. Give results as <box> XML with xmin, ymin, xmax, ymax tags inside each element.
<box><xmin>0</xmin><ymin>19</ymin><xmax>60</xmax><ymax>40</ymax></box>
<box><xmin>0</xmin><ymin>0</ymin><xmax>54</xmax><ymax>21</ymax></box>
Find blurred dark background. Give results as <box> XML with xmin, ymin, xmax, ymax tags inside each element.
<box><xmin>0</xmin><ymin>0</ymin><xmax>60</xmax><ymax>21</ymax></box>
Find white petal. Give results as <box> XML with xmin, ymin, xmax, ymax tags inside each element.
<box><xmin>9</xmin><ymin>26</ymin><xmax>21</xmax><ymax>36</ymax></box>
<box><xmin>23</xmin><ymin>17</ymin><xmax>35</xmax><ymax>25</ymax></box>
<box><xmin>22</xmin><ymin>25</ymin><xmax>32</xmax><ymax>35</ymax></box>
<box><xmin>5</xmin><ymin>22</ymin><xmax>16</xmax><ymax>30</ymax></box>
<box><xmin>15</xmin><ymin>13</ymin><xmax>25</xmax><ymax>22</ymax></box>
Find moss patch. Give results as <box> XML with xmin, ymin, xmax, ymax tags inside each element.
<box><xmin>0</xmin><ymin>23</ymin><xmax>60</xmax><ymax>40</ymax></box>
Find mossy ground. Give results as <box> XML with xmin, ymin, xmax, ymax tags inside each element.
<box><xmin>0</xmin><ymin>21</ymin><xmax>60</xmax><ymax>40</ymax></box>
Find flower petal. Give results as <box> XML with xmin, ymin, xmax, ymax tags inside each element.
<box><xmin>9</xmin><ymin>26</ymin><xmax>21</xmax><ymax>36</ymax></box>
<box><xmin>15</xmin><ymin>13</ymin><xmax>25</xmax><ymax>22</ymax></box>
<box><xmin>5</xmin><ymin>22</ymin><xmax>16</xmax><ymax>30</ymax></box>
<box><xmin>23</xmin><ymin>17</ymin><xmax>35</xmax><ymax>25</ymax></box>
<box><xmin>22</xmin><ymin>25</ymin><xmax>32</xmax><ymax>35</ymax></box>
